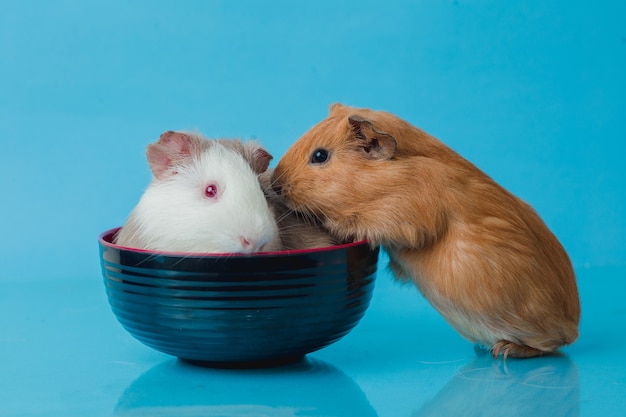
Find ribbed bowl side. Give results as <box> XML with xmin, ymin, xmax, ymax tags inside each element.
<box><xmin>99</xmin><ymin>229</ymin><xmax>378</xmax><ymax>366</ymax></box>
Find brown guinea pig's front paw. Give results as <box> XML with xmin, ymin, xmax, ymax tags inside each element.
<box><xmin>491</xmin><ymin>341</ymin><xmax>546</xmax><ymax>360</ymax></box>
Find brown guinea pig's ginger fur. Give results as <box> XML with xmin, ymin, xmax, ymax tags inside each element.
<box><xmin>271</xmin><ymin>103</ymin><xmax>580</xmax><ymax>359</ymax></box>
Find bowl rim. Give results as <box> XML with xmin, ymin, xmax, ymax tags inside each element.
<box><xmin>99</xmin><ymin>227</ymin><xmax>372</xmax><ymax>258</ymax></box>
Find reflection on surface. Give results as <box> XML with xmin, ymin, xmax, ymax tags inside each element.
<box><xmin>114</xmin><ymin>357</ymin><xmax>377</xmax><ymax>417</ymax></box>
<box><xmin>414</xmin><ymin>353</ymin><xmax>579</xmax><ymax>417</ymax></box>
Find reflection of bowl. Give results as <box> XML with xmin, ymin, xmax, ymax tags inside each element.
<box><xmin>98</xmin><ymin>227</ymin><xmax>379</xmax><ymax>367</ymax></box>
<box><xmin>114</xmin><ymin>358</ymin><xmax>378</xmax><ymax>417</ymax></box>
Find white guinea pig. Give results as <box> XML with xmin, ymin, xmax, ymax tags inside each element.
<box><xmin>114</xmin><ymin>130</ymin><xmax>280</xmax><ymax>254</ymax></box>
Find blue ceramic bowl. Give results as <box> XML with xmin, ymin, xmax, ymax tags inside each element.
<box><xmin>98</xmin><ymin>228</ymin><xmax>379</xmax><ymax>367</ymax></box>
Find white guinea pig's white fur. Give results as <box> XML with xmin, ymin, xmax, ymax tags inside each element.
<box><xmin>115</xmin><ymin>133</ymin><xmax>280</xmax><ymax>253</ymax></box>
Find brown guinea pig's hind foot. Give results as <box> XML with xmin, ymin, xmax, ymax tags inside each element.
<box><xmin>490</xmin><ymin>341</ymin><xmax>546</xmax><ymax>360</ymax></box>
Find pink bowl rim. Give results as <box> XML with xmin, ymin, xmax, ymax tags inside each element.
<box><xmin>99</xmin><ymin>227</ymin><xmax>372</xmax><ymax>258</ymax></box>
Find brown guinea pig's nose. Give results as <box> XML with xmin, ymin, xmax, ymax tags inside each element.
<box><xmin>272</xmin><ymin>182</ymin><xmax>283</xmax><ymax>196</ymax></box>
<box><xmin>270</xmin><ymin>170</ymin><xmax>283</xmax><ymax>196</ymax></box>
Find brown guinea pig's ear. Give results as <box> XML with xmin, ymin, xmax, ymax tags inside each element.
<box><xmin>329</xmin><ymin>103</ymin><xmax>346</xmax><ymax>115</ymax></box>
<box><xmin>347</xmin><ymin>115</ymin><xmax>397</xmax><ymax>160</ymax></box>
<box><xmin>147</xmin><ymin>131</ymin><xmax>198</xmax><ymax>180</ymax></box>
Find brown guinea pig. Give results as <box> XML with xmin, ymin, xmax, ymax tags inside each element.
<box><xmin>271</xmin><ymin>103</ymin><xmax>580</xmax><ymax>359</ymax></box>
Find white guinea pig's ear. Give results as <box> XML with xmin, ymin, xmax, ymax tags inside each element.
<box><xmin>146</xmin><ymin>131</ymin><xmax>197</xmax><ymax>180</ymax></box>
<box><xmin>243</xmin><ymin>142</ymin><xmax>273</xmax><ymax>174</ymax></box>
<box><xmin>347</xmin><ymin>115</ymin><xmax>397</xmax><ymax>161</ymax></box>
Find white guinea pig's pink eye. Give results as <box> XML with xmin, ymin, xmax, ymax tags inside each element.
<box><xmin>204</xmin><ymin>184</ymin><xmax>218</xmax><ymax>199</ymax></box>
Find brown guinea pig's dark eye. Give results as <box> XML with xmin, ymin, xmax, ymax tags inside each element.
<box><xmin>310</xmin><ymin>149</ymin><xmax>330</xmax><ymax>165</ymax></box>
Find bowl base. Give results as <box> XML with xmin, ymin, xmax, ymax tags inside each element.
<box><xmin>179</xmin><ymin>354</ymin><xmax>306</xmax><ymax>369</ymax></box>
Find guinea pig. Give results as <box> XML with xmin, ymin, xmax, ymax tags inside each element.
<box><xmin>259</xmin><ymin>168</ymin><xmax>339</xmax><ymax>250</ymax></box>
<box><xmin>115</xmin><ymin>130</ymin><xmax>280</xmax><ymax>254</ymax></box>
<box><xmin>271</xmin><ymin>103</ymin><xmax>580</xmax><ymax>359</ymax></box>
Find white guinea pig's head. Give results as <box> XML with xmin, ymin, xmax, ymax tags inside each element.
<box><xmin>132</xmin><ymin>131</ymin><xmax>279</xmax><ymax>254</ymax></box>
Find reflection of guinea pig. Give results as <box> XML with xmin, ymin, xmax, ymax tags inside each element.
<box><xmin>272</xmin><ymin>103</ymin><xmax>580</xmax><ymax>358</ymax></box>
<box><xmin>260</xmin><ymin>168</ymin><xmax>339</xmax><ymax>251</ymax></box>
<box><xmin>114</xmin><ymin>131</ymin><xmax>280</xmax><ymax>254</ymax></box>
<box><xmin>414</xmin><ymin>354</ymin><xmax>579</xmax><ymax>417</ymax></box>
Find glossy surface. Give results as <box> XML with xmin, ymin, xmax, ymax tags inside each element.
<box><xmin>1</xmin><ymin>1</ymin><xmax>625</xmax><ymax>416</ymax></box>
<box><xmin>2</xmin><ymin>263</ymin><xmax>625</xmax><ymax>416</ymax></box>
<box><xmin>100</xmin><ymin>228</ymin><xmax>379</xmax><ymax>366</ymax></box>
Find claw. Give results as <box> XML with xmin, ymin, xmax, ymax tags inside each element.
<box><xmin>490</xmin><ymin>340</ymin><xmax>545</xmax><ymax>359</ymax></box>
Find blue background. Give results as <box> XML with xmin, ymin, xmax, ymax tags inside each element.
<box><xmin>1</xmin><ymin>1</ymin><xmax>624</xmax><ymax>416</ymax></box>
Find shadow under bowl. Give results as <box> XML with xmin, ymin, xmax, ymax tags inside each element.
<box><xmin>98</xmin><ymin>228</ymin><xmax>379</xmax><ymax>368</ymax></box>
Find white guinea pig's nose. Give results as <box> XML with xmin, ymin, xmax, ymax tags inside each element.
<box><xmin>240</xmin><ymin>236</ymin><xmax>266</xmax><ymax>253</ymax></box>
<box><xmin>240</xmin><ymin>236</ymin><xmax>253</xmax><ymax>251</ymax></box>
